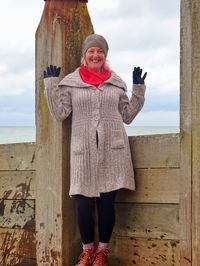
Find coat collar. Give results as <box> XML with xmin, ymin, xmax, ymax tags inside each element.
<box><xmin>59</xmin><ymin>67</ymin><xmax>127</xmax><ymax>92</ymax></box>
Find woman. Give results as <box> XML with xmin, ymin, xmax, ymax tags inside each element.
<box><xmin>43</xmin><ymin>34</ymin><xmax>147</xmax><ymax>266</ymax></box>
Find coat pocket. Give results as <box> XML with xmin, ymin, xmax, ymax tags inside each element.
<box><xmin>72</xmin><ymin>132</ymin><xmax>84</xmax><ymax>155</ymax></box>
<box><xmin>111</xmin><ymin>129</ymin><xmax>125</xmax><ymax>149</ymax></box>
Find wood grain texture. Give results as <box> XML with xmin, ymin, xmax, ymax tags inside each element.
<box><xmin>0</xmin><ymin>200</ymin><xmax>35</xmax><ymax>230</ymax></box>
<box><xmin>0</xmin><ymin>229</ymin><xmax>35</xmax><ymax>266</ymax></box>
<box><xmin>189</xmin><ymin>1</ymin><xmax>200</xmax><ymax>265</ymax></box>
<box><xmin>109</xmin><ymin>236</ymin><xmax>180</xmax><ymax>266</ymax></box>
<box><xmin>0</xmin><ymin>135</ymin><xmax>181</xmax><ymax>264</ymax></box>
<box><xmin>117</xmin><ymin>168</ymin><xmax>180</xmax><ymax>204</ymax></box>
<box><xmin>129</xmin><ymin>134</ymin><xmax>179</xmax><ymax>169</ymax></box>
<box><xmin>35</xmin><ymin>0</ymin><xmax>93</xmax><ymax>265</ymax></box>
<box><xmin>0</xmin><ymin>171</ymin><xmax>35</xmax><ymax>200</ymax></box>
<box><xmin>114</xmin><ymin>203</ymin><xmax>180</xmax><ymax>240</ymax></box>
<box><xmin>0</xmin><ymin>143</ymin><xmax>35</xmax><ymax>171</ymax></box>
<box><xmin>180</xmin><ymin>0</ymin><xmax>193</xmax><ymax>265</ymax></box>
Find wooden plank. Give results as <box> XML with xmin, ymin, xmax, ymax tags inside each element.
<box><xmin>109</xmin><ymin>236</ymin><xmax>180</xmax><ymax>265</ymax></box>
<box><xmin>0</xmin><ymin>143</ymin><xmax>35</xmax><ymax>171</ymax></box>
<box><xmin>116</xmin><ymin>168</ymin><xmax>180</xmax><ymax>204</ymax></box>
<box><xmin>188</xmin><ymin>1</ymin><xmax>200</xmax><ymax>265</ymax></box>
<box><xmin>0</xmin><ymin>171</ymin><xmax>35</xmax><ymax>200</ymax></box>
<box><xmin>114</xmin><ymin>203</ymin><xmax>180</xmax><ymax>240</ymax></box>
<box><xmin>180</xmin><ymin>0</ymin><xmax>192</xmax><ymax>265</ymax></box>
<box><xmin>129</xmin><ymin>134</ymin><xmax>179</xmax><ymax>168</ymax></box>
<box><xmin>0</xmin><ymin>228</ymin><xmax>35</xmax><ymax>266</ymax></box>
<box><xmin>0</xmin><ymin>200</ymin><xmax>35</xmax><ymax>230</ymax></box>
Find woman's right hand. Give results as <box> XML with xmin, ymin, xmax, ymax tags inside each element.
<box><xmin>43</xmin><ymin>65</ymin><xmax>61</xmax><ymax>78</ymax></box>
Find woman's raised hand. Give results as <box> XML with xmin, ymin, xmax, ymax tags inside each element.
<box><xmin>133</xmin><ymin>67</ymin><xmax>147</xmax><ymax>84</ymax></box>
<box><xmin>43</xmin><ymin>65</ymin><xmax>61</xmax><ymax>78</ymax></box>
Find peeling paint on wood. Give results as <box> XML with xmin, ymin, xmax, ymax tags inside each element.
<box><xmin>114</xmin><ymin>203</ymin><xmax>180</xmax><ymax>240</ymax></box>
<box><xmin>0</xmin><ymin>132</ymin><xmax>184</xmax><ymax>265</ymax></box>
<box><xmin>109</xmin><ymin>237</ymin><xmax>180</xmax><ymax>265</ymax></box>
<box><xmin>0</xmin><ymin>229</ymin><xmax>35</xmax><ymax>266</ymax></box>
<box><xmin>0</xmin><ymin>143</ymin><xmax>35</xmax><ymax>171</ymax></box>
<box><xmin>0</xmin><ymin>171</ymin><xmax>35</xmax><ymax>200</ymax></box>
<box><xmin>0</xmin><ymin>200</ymin><xmax>35</xmax><ymax>230</ymax></box>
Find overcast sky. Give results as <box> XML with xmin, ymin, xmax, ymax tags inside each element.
<box><xmin>0</xmin><ymin>0</ymin><xmax>180</xmax><ymax>126</ymax></box>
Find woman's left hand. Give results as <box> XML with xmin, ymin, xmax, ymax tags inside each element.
<box><xmin>133</xmin><ymin>67</ymin><xmax>147</xmax><ymax>84</ymax></box>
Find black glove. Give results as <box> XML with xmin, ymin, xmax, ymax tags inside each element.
<box><xmin>133</xmin><ymin>67</ymin><xmax>147</xmax><ymax>84</ymax></box>
<box><xmin>43</xmin><ymin>65</ymin><xmax>61</xmax><ymax>78</ymax></box>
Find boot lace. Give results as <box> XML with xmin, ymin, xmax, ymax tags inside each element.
<box><xmin>93</xmin><ymin>248</ymin><xmax>109</xmax><ymax>266</ymax></box>
<box><xmin>76</xmin><ymin>249</ymin><xmax>94</xmax><ymax>266</ymax></box>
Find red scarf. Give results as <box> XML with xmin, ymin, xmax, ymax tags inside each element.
<box><xmin>79</xmin><ymin>64</ymin><xmax>111</xmax><ymax>89</ymax></box>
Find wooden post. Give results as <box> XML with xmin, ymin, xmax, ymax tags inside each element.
<box><xmin>190</xmin><ymin>1</ymin><xmax>200</xmax><ymax>265</ymax></box>
<box><xmin>35</xmin><ymin>1</ymin><xmax>93</xmax><ymax>265</ymax></box>
<box><xmin>180</xmin><ymin>0</ymin><xmax>200</xmax><ymax>265</ymax></box>
<box><xmin>180</xmin><ymin>1</ymin><xmax>192</xmax><ymax>265</ymax></box>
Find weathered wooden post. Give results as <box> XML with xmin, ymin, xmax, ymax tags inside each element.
<box><xmin>180</xmin><ymin>0</ymin><xmax>200</xmax><ymax>265</ymax></box>
<box><xmin>35</xmin><ymin>0</ymin><xmax>93</xmax><ymax>265</ymax></box>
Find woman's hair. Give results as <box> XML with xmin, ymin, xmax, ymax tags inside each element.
<box><xmin>81</xmin><ymin>56</ymin><xmax>110</xmax><ymax>71</ymax></box>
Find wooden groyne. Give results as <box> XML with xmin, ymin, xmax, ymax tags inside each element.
<box><xmin>0</xmin><ymin>134</ymin><xmax>180</xmax><ymax>265</ymax></box>
<box><xmin>0</xmin><ymin>143</ymin><xmax>35</xmax><ymax>265</ymax></box>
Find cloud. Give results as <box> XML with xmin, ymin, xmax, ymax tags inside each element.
<box><xmin>0</xmin><ymin>1</ymin><xmax>43</xmax><ymax>125</ymax></box>
<box><xmin>88</xmin><ymin>0</ymin><xmax>180</xmax><ymax>48</ymax></box>
<box><xmin>0</xmin><ymin>69</ymin><xmax>35</xmax><ymax>96</ymax></box>
<box><xmin>0</xmin><ymin>52</ymin><xmax>34</xmax><ymax>75</ymax></box>
<box><xmin>88</xmin><ymin>0</ymin><xmax>180</xmax><ymax>22</ymax></box>
<box><xmin>0</xmin><ymin>1</ymin><xmax>43</xmax><ymax>52</ymax></box>
<box><xmin>0</xmin><ymin>0</ymin><xmax>180</xmax><ymax>126</ymax></box>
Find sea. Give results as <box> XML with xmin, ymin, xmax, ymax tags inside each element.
<box><xmin>0</xmin><ymin>126</ymin><xmax>179</xmax><ymax>144</ymax></box>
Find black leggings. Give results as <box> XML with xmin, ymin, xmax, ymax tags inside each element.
<box><xmin>74</xmin><ymin>190</ymin><xmax>117</xmax><ymax>244</ymax></box>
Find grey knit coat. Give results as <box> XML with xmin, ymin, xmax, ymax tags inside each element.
<box><xmin>44</xmin><ymin>68</ymin><xmax>146</xmax><ymax>197</ymax></box>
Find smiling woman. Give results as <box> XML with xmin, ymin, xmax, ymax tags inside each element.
<box><xmin>42</xmin><ymin>30</ymin><xmax>146</xmax><ymax>264</ymax></box>
<box><xmin>84</xmin><ymin>47</ymin><xmax>106</xmax><ymax>71</ymax></box>
<box><xmin>81</xmin><ymin>34</ymin><xmax>108</xmax><ymax>71</ymax></box>
<box><xmin>1</xmin><ymin>1</ymin><xmax>200</xmax><ymax>266</ymax></box>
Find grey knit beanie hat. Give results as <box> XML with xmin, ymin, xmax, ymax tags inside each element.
<box><xmin>82</xmin><ymin>34</ymin><xmax>109</xmax><ymax>57</ymax></box>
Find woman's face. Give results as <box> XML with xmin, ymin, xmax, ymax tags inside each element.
<box><xmin>85</xmin><ymin>47</ymin><xmax>106</xmax><ymax>72</ymax></box>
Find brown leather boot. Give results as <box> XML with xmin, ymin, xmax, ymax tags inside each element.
<box><xmin>92</xmin><ymin>248</ymin><xmax>109</xmax><ymax>266</ymax></box>
<box><xmin>76</xmin><ymin>249</ymin><xmax>95</xmax><ymax>266</ymax></box>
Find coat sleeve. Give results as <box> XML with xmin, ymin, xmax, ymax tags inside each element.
<box><xmin>44</xmin><ymin>77</ymin><xmax>72</xmax><ymax>121</ymax></box>
<box><xmin>119</xmin><ymin>84</ymin><xmax>146</xmax><ymax>124</ymax></box>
